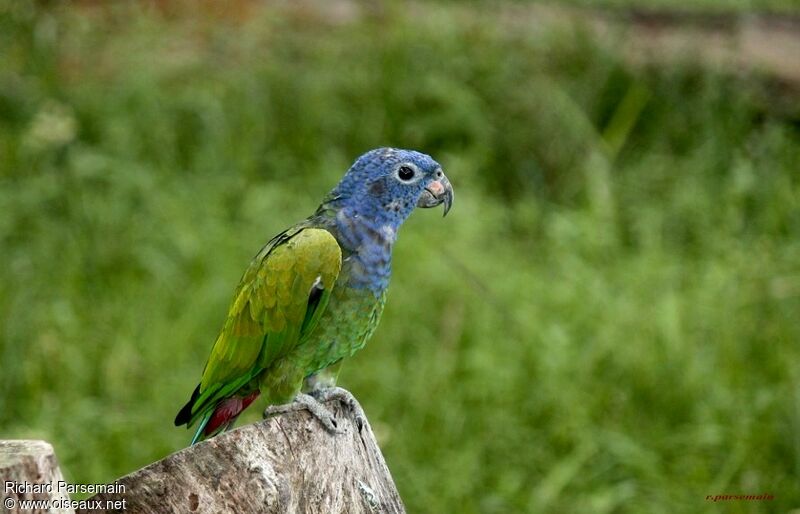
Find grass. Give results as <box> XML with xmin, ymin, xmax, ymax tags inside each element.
<box><xmin>1</xmin><ymin>1</ymin><xmax>799</xmax><ymax>512</ymax></box>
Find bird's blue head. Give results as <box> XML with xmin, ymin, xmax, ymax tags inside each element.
<box><xmin>329</xmin><ymin>148</ymin><xmax>453</xmax><ymax>229</ymax></box>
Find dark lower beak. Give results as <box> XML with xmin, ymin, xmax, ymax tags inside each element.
<box><xmin>417</xmin><ymin>172</ymin><xmax>453</xmax><ymax>216</ymax></box>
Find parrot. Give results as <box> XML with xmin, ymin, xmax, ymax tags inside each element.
<box><xmin>174</xmin><ymin>147</ymin><xmax>453</xmax><ymax>444</ymax></box>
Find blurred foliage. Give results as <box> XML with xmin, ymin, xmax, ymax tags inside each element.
<box><xmin>435</xmin><ymin>0</ymin><xmax>800</xmax><ymax>12</ymax></box>
<box><xmin>1</xmin><ymin>1</ymin><xmax>800</xmax><ymax>512</ymax></box>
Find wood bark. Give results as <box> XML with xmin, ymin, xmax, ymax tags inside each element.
<box><xmin>81</xmin><ymin>392</ymin><xmax>405</xmax><ymax>513</ymax></box>
<box><xmin>0</xmin><ymin>440</ymin><xmax>75</xmax><ymax>514</ymax></box>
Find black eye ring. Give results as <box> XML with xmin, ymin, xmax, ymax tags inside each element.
<box><xmin>397</xmin><ymin>165</ymin><xmax>415</xmax><ymax>181</ymax></box>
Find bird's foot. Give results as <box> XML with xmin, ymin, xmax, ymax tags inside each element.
<box><xmin>263</xmin><ymin>393</ymin><xmax>342</xmax><ymax>434</ymax></box>
<box><xmin>309</xmin><ymin>386</ymin><xmax>358</xmax><ymax>409</ymax></box>
<box><xmin>309</xmin><ymin>387</ymin><xmax>365</xmax><ymax>431</ymax></box>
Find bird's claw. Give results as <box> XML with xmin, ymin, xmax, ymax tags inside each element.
<box><xmin>263</xmin><ymin>402</ymin><xmax>301</xmax><ymax>419</ymax></box>
<box><xmin>309</xmin><ymin>386</ymin><xmax>359</xmax><ymax>411</ymax></box>
<box><xmin>264</xmin><ymin>393</ymin><xmax>343</xmax><ymax>434</ymax></box>
<box><xmin>310</xmin><ymin>387</ymin><xmax>367</xmax><ymax>432</ymax></box>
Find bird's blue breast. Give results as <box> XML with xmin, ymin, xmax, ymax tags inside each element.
<box><xmin>333</xmin><ymin>208</ymin><xmax>396</xmax><ymax>295</ymax></box>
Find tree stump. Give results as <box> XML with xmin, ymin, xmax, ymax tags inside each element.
<box><xmin>81</xmin><ymin>391</ymin><xmax>405</xmax><ymax>513</ymax></box>
<box><xmin>0</xmin><ymin>440</ymin><xmax>75</xmax><ymax>514</ymax></box>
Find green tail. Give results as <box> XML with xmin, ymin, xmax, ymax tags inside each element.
<box><xmin>191</xmin><ymin>411</ymin><xmax>213</xmax><ymax>445</ymax></box>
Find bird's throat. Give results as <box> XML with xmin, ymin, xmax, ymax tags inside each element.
<box><xmin>334</xmin><ymin>208</ymin><xmax>396</xmax><ymax>294</ymax></box>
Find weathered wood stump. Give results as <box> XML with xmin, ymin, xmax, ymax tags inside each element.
<box><xmin>81</xmin><ymin>391</ymin><xmax>404</xmax><ymax>513</ymax></box>
<box><xmin>0</xmin><ymin>440</ymin><xmax>75</xmax><ymax>514</ymax></box>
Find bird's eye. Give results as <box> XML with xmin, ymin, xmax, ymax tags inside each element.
<box><xmin>397</xmin><ymin>166</ymin><xmax>415</xmax><ymax>181</ymax></box>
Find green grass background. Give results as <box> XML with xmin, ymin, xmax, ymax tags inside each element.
<box><xmin>1</xmin><ymin>1</ymin><xmax>799</xmax><ymax>512</ymax></box>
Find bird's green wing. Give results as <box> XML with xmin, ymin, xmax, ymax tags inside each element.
<box><xmin>185</xmin><ymin>227</ymin><xmax>342</xmax><ymax>426</ymax></box>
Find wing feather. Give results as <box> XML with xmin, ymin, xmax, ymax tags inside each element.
<box><xmin>187</xmin><ymin>227</ymin><xmax>342</xmax><ymax>424</ymax></box>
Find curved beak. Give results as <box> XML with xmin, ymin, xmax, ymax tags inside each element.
<box><xmin>417</xmin><ymin>171</ymin><xmax>454</xmax><ymax>216</ymax></box>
